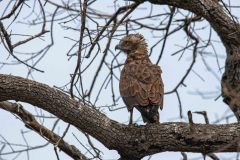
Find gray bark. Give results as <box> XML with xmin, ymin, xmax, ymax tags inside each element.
<box><xmin>0</xmin><ymin>74</ymin><xmax>239</xmax><ymax>159</ymax></box>
<box><xmin>144</xmin><ymin>0</ymin><xmax>240</xmax><ymax>123</ymax></box>
<box><xmin>1</xmin><ymin>0</ymin><xmax>240</xmax><ymax>159</ymax></box>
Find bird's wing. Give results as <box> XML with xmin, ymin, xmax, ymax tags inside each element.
<box><xmin>120</xmin><ymin>63</ymin><xmax>164</xmax><ymax>110</ymax></box>
<box><xmin>148</xmin><ymin>65</ymin><xmax>164</xmax><ymax>109</ymax></box>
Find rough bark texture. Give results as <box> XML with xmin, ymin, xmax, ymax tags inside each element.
<box><xmin>1</xmin><ymin>0</ymin><xmax>240</xmax><ymax>159</ymax></box>
<box><xmin>143</xmin><ymin>0</ymin><xmax>240</xmax><ymax>121</ymax></box>
<box><xmin>0</xmin><ymin>101</ymin><xmax>87</xmax><ymax>160</ymax></box>
<box><xmin>0</xmin><ymin>74</ymin><xmax>240</xmax><ymax>159</ymax></box>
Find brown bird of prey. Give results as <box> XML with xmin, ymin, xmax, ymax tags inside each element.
<box><xmin>115</xmin><ymin>34</ymin><xmax>164</xmax><ymax>124</ymax></box>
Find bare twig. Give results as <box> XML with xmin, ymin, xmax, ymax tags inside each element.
<box><xmin>0</xmin><ymin>101</ymin><xmax>87</xmax><ymax>160</ymax></box>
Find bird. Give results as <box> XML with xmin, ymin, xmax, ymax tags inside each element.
<box><xmin>115</xmin><ymin>33</ymin><xmax>164</xmax><ymax>124</ymax></box>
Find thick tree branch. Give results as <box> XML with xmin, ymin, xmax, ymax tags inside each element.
<box><xmin>0</xmin><ymin>74</ymin><xmax>240</xmax><ymax>159</ymax></box>
<box><xmin>131</xmin><ymin>0</ymin><xmax>240</xmax><ymax>122</ymax></box>
<box><xmin>0</xmin><ymin>101</ymin><xmax>87</xmax><ymax>160</ymax></box>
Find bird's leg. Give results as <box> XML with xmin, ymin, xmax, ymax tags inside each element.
<box><xmin>129</xmin><ymin>110</ymin><xmax>133</xmax><ymax>125</ymax></box>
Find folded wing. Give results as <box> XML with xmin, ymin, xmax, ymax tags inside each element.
<box><xmin>120</xmin><ymin>63</ymin><xmax>164</xmax><ymax>110</ymax></box>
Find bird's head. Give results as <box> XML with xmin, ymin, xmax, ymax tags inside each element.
<box><xmin>115</xmin><ymin>33</ymin><xmax>147</xmax><ymax>54</ymax></box>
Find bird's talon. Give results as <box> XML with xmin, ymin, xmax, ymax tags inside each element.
<box><xmin>128</xmin><ymin>122</ymin><xmax>137</xmax><ymax>126</ymax></box>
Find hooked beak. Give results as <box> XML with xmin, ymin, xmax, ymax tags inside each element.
<box><xmin>115</xmin><ymin>44</ymin><xmax>120</xmax><ymax>51</ymax></box>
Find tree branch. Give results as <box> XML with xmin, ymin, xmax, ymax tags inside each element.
<box><xmin>0</xmin><ymin>74</ymin><xmax>240</xmax><ymax>159</ymax></box>
<box><xmin>0</xmin><ymin>101</ymin><xmax>87</xmax><ymax>160</ymax></box>
<box><xmin>135</xmin><ymin>0</ymin><xmax>240</xmax><ymax>47</ymax></box>
<box><xmin>131</xmin><ymin>0</ymin><xmax>240</xmax><ymax>122</ymax></box>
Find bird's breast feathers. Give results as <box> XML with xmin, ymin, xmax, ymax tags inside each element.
<box><xmin>120</xmin><ymin>62</ymin><xmax>163</xmax><ymax>108</ymax></box>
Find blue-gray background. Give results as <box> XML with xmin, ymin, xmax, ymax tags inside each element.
<box><xmin>0</xmin><ymin>1</ymin><xmax>240</xmax><ymax>159</ymax></box>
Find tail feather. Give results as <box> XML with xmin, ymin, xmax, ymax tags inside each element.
<box><xmin>136</xmin><ymin>105</ymin><xmax>159</xmax><ymax>123</ymax></box>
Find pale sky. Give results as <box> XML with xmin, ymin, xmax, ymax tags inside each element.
<box><xmin>0</xmin><ymin>1</ymin><xmax>240</xmax><ymax>160</ymax></box>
